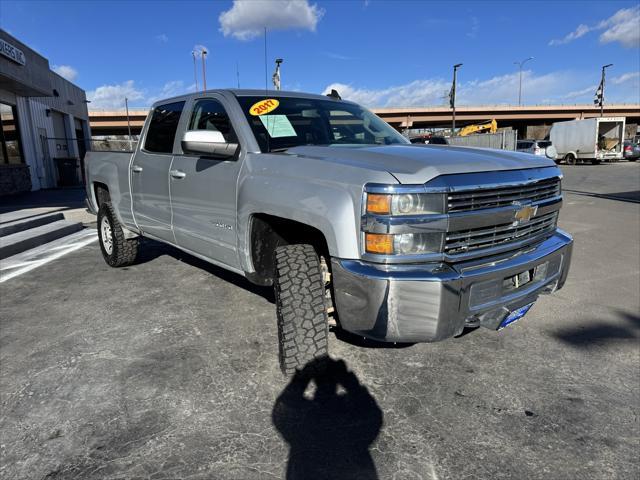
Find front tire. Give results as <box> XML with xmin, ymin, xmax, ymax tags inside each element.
<box><xmin>274</xmin><ymin>244</ymin><xmax>329</xmax><ymax>375</ymax></box>
<box><xmin>97</xmin><ymin>202</ymin><xmax>139</xmax><ymax>267</ymax></box>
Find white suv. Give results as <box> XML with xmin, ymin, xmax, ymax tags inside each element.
<box><xmin>517</xmin><ymin>140</ymin><xmax>556</xmax><ymax>160</ymax></box>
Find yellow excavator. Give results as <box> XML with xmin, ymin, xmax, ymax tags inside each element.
<box><xmin>459</xmin><ymin>119</ymin><xmax>497</xmax><ymax>136</ymax></box>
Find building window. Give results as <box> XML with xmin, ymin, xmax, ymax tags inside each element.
<box><xmin>0</xmin><ymin>103</ymin><xmax>23</xmax><ymax>165</ymax></box>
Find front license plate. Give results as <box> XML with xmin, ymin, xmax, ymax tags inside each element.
<box><xmin>499</xmin><ymin>303</ymin><xmax>535</xmax><ymax>330</ymax></box>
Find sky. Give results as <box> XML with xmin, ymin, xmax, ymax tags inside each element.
<box><xmin>1</xmin><ymin>0</ymin><xmax>639</xmax><ymax>110</ymax></box>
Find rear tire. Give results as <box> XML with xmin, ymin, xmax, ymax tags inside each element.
<box><xmin>564</xmin><ymin>153</ymin><xmax>577</xmax><ymax>165</ymax></box>
<box><xmin>274</xmin><ymin>244</ymin><xmax>329</xmax><ymax>375</ymax></box>
<box><xmin>97</xmin><ymin>202</ymin><xmax>139</xmax><ymax>267</ymax></box>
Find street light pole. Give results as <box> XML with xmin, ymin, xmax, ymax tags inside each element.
<box><xmin>514</xmin><ymin>56</ymin><xmax>534</xmax><ymax>106</ymax></box>
<box><xmin>599</xmin><ymin>63</ymin><xmax>613</xmax><ymax>117</ymax></box>
<box><xmin>192</xmin><ymin>51</ymin><xmax>199</xmax><ymax>92</ymax></box>
<box><xmin>201</xmin><ymin>49</ymin><xmax>208</xmax><ymax>91</ymax></box>
<box><xmin>451</xmin><ymin>63</ymin><xmax>462</xmax><ymax>135</ymax></box>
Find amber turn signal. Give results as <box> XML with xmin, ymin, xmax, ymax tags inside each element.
<box><xmin>366</xmin><ymin>194</ymin><xmax>391</xmax><ymax>214</ymax></box>
<box><xmin>365</xmin><ymin>233</ymin><xmax>394</xmax><ymax>254</ymax></box>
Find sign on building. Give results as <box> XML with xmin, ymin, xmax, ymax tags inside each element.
<box><xmin>0</xmin><ymin>38</ymin><xmax>26</xmax><ymax>66</ymax></box>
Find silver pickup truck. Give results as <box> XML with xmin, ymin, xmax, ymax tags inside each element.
<box><xmin>85</xmin><ymin>89</ymin><xmax>573</xmax><ymax>374</ymax></box>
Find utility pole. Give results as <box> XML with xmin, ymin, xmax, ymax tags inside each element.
<box><xmin>273</xmin><ymin>58</ymin><xmax>283</xmax><ymax>90</ymax></box>
<box><xmin>201</xmin><ymin>49</ymin><xmax>208</xmax><ymax>91</ymax></box>
<box><xmin>192</xmin><ymin>51</ymin><xmax>199</xmax><ymax>92</ymax></box>
<box><xmin>450</xmin><ymin>63</ymin><xmax>462</xmax><ymax>135</ymax></box>
<box><xmin>236</xmin><ymin>61</ymin><xmax>240</xmax><ymax>88</ymax></box>
<box><xmin>598</xmin><ymin>64</ymin><xmax>613</xmax><ymax>117</ymax></box>
<box><xmin>514</xmin><ymin>56</ymin><xmax>533</xmax><ymax>106</ymax></box>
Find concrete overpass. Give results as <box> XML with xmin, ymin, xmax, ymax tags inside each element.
<box><xmin>89</xmin><ymin>103</ymin><xmax>640</xmax><ymax>137</ymax></box>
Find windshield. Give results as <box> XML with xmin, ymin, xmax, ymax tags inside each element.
<box><xmin>236</xmin><ymin>95</ymin><xmax>409</xmax><ymax>152</ymax></box>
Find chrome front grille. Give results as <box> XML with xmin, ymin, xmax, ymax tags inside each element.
<box><xmin>445</xmin><ymin>211</ymin><xmax>559</xmax><ymax>255</ymax></box>
<box><xmin>447</xmin><ymin>177</ymin><xmax>560</xmax><ymax>213</ymax></box>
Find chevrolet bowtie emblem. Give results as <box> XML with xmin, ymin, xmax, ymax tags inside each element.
<box><xmin>513</xmin><ymin>203</ymin><xmax>538</xmax><ymax>225</ymax></box>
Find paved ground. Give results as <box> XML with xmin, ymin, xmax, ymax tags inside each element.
<box><xmin>1</xmin><ymin>163</ymin><xmax>638</xmax><ymax>480</ymax></box>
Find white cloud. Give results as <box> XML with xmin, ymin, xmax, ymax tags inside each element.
<box><xmin>324</xmin><ymin>51</ymin><xmax>353</xmax><ymax>61</ymax></box>
<box><xmin>219</xmin><ymin>0</ymin><xmax>324</xmax><ymax>40</ymax></box>
<box><xmin>598</xmin><ymin>6</ymin><xmax>640</xmax><ymax>48</ymax></box>
<box><xmin>549</xmin><ymin>6</ymin><xmax>639</xmax><ymax>48</ymax></box>
<box><xmin>324</xmin><ymin>72</ymin><xmax>565</xmax><ymax>107</ymax></box>
<box><xmin>87</xmin><ymin>80</ymin><xmax>193</xmax><ymax>109</ymax></box>
<box><xmin>611</xmin><ymin>71</ymin><xmax>640</xmax><ymax>84</ymax></box>
<box><xmin>86</xmin><ymin>80</ymin><xmax>145</xmax><ymax>109</ymax></box>
<box><xmin>52</xmin><ymin>65</ymin><xmax>78</xmax><ymax>82</ymax></box>
<box><xmin>563</xmin><ymin>85</ymin><xmax>596</xmax><ymax>100</ymax></box>
<box><xmin>155</xmin><ymin>33</ymin><xmax>169</xmax><ymax>43</ymax></box>
<box><xmin>467</xmin><ymin>16</ymin><xmax>479</xmax><ymax>39</ymax></box>
<box><xmin>192</xmin><ymin>44</ymin><xmax>209</xmax><ymax>58</ymax></box>
<box><xmin>146</xmin><ymin>80</ymin><xmax>189</xmax><ymax>104</ymax></box>
<box><xmin>323</xmin><ymin>69</ymin><xmax>640</xmax><ymax>107</ymax></box>
<box><xmin>549</xmin><ymin>24</ymin><xmax>591</xmax><ymax>46</ymax></box>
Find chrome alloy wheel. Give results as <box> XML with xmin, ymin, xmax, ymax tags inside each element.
<box><xmin>100</xmin><ymin>215</ymin><xmax>114</xmax><ymax>255</ymax></box>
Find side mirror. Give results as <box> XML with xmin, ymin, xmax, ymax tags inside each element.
<box><xmin>545</xmin><ymin>145</ymin><xmax>558</xmax><ymax>160</ymax></box>
<box><xmin>181</xmin><ymin>130</ymin><xmax>239</xmax><ymax>159</ymax></box>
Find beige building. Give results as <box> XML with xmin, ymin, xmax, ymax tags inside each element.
<box><xmin>0</xmin><ymin>29</ymin><xmax>91</xmax><ymax>195</ymax></box>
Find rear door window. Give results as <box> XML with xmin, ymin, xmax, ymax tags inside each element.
<box><xmin>144</xmin><ymin>101</ymin><xmax>185</xmax><ymax>153</ymax></box>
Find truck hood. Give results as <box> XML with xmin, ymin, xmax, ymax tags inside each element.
<box><xmin>284</xmin><ymin>144</ymin><xmax>556</xmax><ymax>184</ymax></box>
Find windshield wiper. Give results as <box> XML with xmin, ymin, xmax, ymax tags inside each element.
<box><xmin>269</xmin><ymin>147</ymin><xmax>293</xmax><ymax>152</ymax></box>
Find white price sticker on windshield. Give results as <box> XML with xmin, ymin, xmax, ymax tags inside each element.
<box><xmin>259</xmin><ymin>115</ymin><xmax>297</xmax><ymax>138</ymax></box>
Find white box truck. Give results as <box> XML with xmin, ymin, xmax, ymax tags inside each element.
<box><xmin>550</xmin><ymin>117</ymin><xmax>626</xmax><ymax>165</ymax></box>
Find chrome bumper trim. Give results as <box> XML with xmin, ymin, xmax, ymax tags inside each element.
<box><xmin>332</xmin><ymin>229</ymin><xmax>573</xmax><ymax>343</ymax></box>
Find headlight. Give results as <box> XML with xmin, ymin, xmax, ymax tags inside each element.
<box><xmin>366</xmin><ymin>193</ymin><xmax>444</xmax><ymax>215</ymax></box>
<box><xmin>365</xmin><ymin>232</ymin><xmax>444</xmax><ymax>255</ymax></box>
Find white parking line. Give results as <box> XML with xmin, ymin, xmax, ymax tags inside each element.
<box><xmin>0</xmin><ymin>229</ymin><xmax>98</xmax><ymax>283</ymax></box>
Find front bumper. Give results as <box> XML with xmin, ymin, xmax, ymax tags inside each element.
<box><xmin>331</xmin><ymin>229</ymin><xmax>573</xmax><ymax>343</ymax></box>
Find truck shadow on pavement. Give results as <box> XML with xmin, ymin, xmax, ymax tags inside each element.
<box><xmin>272</xmin><ymin>357</ymin><xmax>383</xmax><ymax>480</ymax></box>
<box><xmin>135</xmin><ymin>238</ymin><xmax>275</xmax><ymax>302</ymax></box>
<box><xmin>552</xmin><ymin>310</ymin><xmax>639</xmax><ymax>347</ymax></box>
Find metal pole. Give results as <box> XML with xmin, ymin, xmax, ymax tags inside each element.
<box><xmin>518</xmin><ymin>67</ymin><xmax>523</xmax><ymax>106</ymax></box>
<box><xmin>125</xmin><ymin>97</ymin><xmax>132</xmax><ymax>150</ymax></box>
<box><xmin>452</xmin><ymin>63</ymin><xmax>462</xmax><ymax>135</ymax></box>
<box><xmin>192</xmin><ymin>51</ymin><xmax>199</xmax><ymax>92</ymax></box>
<box><xmin>600</xmin><ymin>64</ymin><xmax>613</xmax><ymax>117</ymax></box>
<box><xmin>202</xmin><ymin>50</ymin><xmax>207</xmax><ymax>91</ymax></box>
<box><xmin>514</xmin><ymin>57</ymin><xmax>533</xmax><ymax>106</ymax></box>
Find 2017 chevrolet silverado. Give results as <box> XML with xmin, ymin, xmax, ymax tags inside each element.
<box><xmin>85</xmin><ymin>90</ymin><xmax>573</xmax><ymax>374</ymax></box>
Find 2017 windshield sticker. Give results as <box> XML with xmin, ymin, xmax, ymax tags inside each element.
<box><xmin>250</xmin><ymin>98</ymin><xmax>279</xmax><ymax>116</ymax></box>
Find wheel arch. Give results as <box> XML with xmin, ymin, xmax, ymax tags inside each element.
<box><xmin>245</xmin><ymin>213</ymin><xmax>330</xmax><ymax>286</ymax></box>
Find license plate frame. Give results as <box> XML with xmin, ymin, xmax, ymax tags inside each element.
<box><xmin>498</xmin><ymin>302</ymin><xmax>535</xmax><ymax>330</ymax></box>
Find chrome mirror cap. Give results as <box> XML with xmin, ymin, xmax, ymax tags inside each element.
<box><xmin>181</xmin><ymin>130</ymin><xmax>239</xmax><ymax>158</ymax></box>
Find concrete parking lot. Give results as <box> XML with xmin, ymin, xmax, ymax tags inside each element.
<box><xmin>1</xmin><ymin>163</ymin><xmax>638</xmax><ymax>480</ymax></box>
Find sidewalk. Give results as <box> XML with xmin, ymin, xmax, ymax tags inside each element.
<box><xmin>0</xmin><ymin>187</ymin><xmax>95</xmax><ymax>225</ymax></box>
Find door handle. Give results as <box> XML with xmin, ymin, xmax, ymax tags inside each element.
<box><xmin>170</xmin><ymin>169</ymin><xmax>186</xmax><ymax>179</ymax></box>
<box><xmin>131</xmin><ymin>165</ymin><xmax>143</xmax><ymax>173</ymax></box>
